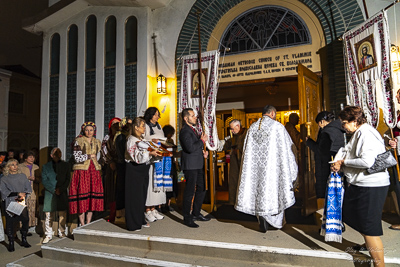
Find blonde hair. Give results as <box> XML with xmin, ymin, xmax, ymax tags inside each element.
<box><xmin>3</xmin><ymin>159</ymin><xmax>19</xmax><ymax>176</ymax></box>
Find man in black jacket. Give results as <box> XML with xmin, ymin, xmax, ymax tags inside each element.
<box><xmin>180</xmin><ymin>108</ymin><xmax>210</xmax><ymax>228</ymax></box>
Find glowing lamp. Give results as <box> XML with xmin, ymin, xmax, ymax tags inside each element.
<box><xmin>157</xmin><ymin>74</ymin><xmax>166</xmax><ymax>94</ymax></box>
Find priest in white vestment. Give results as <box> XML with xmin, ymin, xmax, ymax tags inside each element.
<box><xmin>235</xmin><ymin>105</ymin><xmax>298</xmax><ymax>231</ymax></box>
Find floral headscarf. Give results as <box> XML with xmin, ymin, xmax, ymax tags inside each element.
<box><xmin>80</xmin><ymin>121</ymin><xmax>97</xmax><ymax>138</ymax></box>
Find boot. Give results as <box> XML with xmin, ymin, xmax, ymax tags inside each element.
<box><xmin>7</xmin><ymin>230</ymin><xmax>15</xmax><ymax>252</ymax></box>
<box><xmin>20</xmin><ymin>231</ymin><xmax>31</xmax><ymax>248</ymax></box>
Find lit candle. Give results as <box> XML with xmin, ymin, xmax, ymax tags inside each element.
<box><xmin>288</xmin><ymin>97</ymin><xmax>291</xmax><ymax>110</ymax></box>
<box><xmin>230</xmin><ymin>129</ymin><xmax>233</xmax><ymax>139</ymax></box>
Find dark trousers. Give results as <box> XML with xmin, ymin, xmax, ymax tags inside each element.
<box><xmin>5</xmin><ymin>207</ymin><xmax>29</xmax><ymax>236</ymax></box>
<box><xmin>183</xmin><ymin>169</ymin><xmax>206</xmax><ymax>220</ymax></box>
<box><xmin>125</xmin><ymin>162</ymin><xmax>150</xmax><ymax>231</ymax></box>
<box><xmin>391</xmin><ymin>164</ymin><xmax>400</xmax><ymax>215</ymax></box>
<box><xmin>116</xmin><ymin>162</ymin><xmax>126</xmax><ymax>210</ymax></box>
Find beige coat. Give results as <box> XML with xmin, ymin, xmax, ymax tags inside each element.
<box><xmin>18</xmin><ymin>162</ymin><xmax>39</xmax><ymax>227</ymax></box>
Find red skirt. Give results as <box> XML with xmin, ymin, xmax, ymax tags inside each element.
<box><xmin>69</xmin><ymin>161</ymin><xmax>104</xmax><ymax>214</ymax></box>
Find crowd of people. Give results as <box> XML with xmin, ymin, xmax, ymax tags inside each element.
<box><xmin>0</xmin><ymin>107</ymin><xmax>183</xmax><ymax>251</ymax></box>
<box><xmin>1</xmin><ymin>103</ymin><xmax>400</xmax><ymax>267</ymax></box>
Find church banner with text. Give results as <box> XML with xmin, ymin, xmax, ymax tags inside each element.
<box><xmin>218</xmin><ymin>45</ymin><xmax>320</xmax><ymax>83</ymax></box>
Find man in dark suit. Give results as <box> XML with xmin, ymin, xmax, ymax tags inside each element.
<box><xmin>180</xmin><ymin>108</ymin><xmax>210</xmax><ymax>228</ymax></box>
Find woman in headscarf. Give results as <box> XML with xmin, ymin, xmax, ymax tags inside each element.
<box><xmin>0</xmin><ymin>159</ymin><xmax>32</xmax><ymax>252</ymax></box>
<box><xmin>68</xmin><ymin>122</ymin><xmax>104</xmax><ymax>226</ymax></box>
<box><xmin>99</xmin><ymin>117</ymin><xmax>121</xmax><ymax>223</ymax></box>
<box><xmin>125</xmin><ymin>117</ymin><xmax>161</xmax><ymax>231</ymax></box>
<box><xmin>143</xmin><ymin>107</ymin><xmax>171</xmax><ymax>223</ymax></box>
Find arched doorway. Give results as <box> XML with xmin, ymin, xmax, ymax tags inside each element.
<box><xmin>175</xmin><ymin>0</ymin><xmax>364</xmax><ymax>213</ymax></box>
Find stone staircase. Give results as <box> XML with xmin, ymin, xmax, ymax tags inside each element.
<box><xmin>6</xmin><ymin>216</ymin><xmax>400</xmax><ymax>266</ymax></box>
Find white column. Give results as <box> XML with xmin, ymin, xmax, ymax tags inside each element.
<box><xmin>76</xmin><ymin>17</ymin><xmax>86</xmax><ymax>135</ymax></box>
<box><xmin>115</xmin><ymin>16</ymin><xmax>125</xmax><ymax>118</ymax></box>
<box><xmin>58</xmin><ymin>28</ymin><xmax>68</xmax><ymax>157</ymax></box>
<box><xmin>40</xmin><ymin>34</ymin><xmax>51</xmax><ymax>150</ymax></box>
<box><xmin>136</xmin><ymin>10</ymin><xmax>149</xmax><ymax>116</ymax></box>
<box><xmin>95</xmin><ymin>15</ymin><xmax>106</xmax><ymax>139</ymax></box>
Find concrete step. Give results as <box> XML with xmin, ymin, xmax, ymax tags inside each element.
<box><xmin>7</xmin><ymin>215</ymin><xmax>400</xmax><ymax>266</ymax></box>
<box><xmin>39</xmin><ymin>237</ymin><xmax>299</xmax><ymax>267</ymax></box>
<box><xmin>66</xmin><ymin>219</ymin><xmax>367</xmax><ymax>267</ymax></box>
<box><xmin>7</xmin><ymin>253</ymin><xmax>81</xmax><ymax>267</ymax></box>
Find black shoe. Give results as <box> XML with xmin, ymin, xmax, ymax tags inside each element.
<box><xmin>26</xmin><ymin>233</ymin><xmax>33</xmax><ymax>236</ymax></box>
<box><xmin>193</xmin><ymin>214</ymin><xmax>210</xmax><ymax>221</ymax></box>
<box><xmin>20</xmin><ymin>233</ymin><xmax>31</xmax><ymax>248</ymax></box>
<box><xmin>7</xmin><ymin>230</ymin><xmax>15</xmax><ymax>252</ymax></box>
<box><xmin>7</xmin><ymin>240</ymin><xmax>15</xmax><ymax>252</ymax></box>
<box><xmin>184</xmin><ymin>219</ymin><xmax>199</xmax><ymax>228</ymax></box>
<box><xmin>258</xmin><ymin>216</ymin><xmax>268</xmax><ymax>233</ymax></box>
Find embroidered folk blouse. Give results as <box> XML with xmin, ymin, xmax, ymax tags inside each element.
<box><xmin>125</xmin><ymin>136</ymin><xmax>152</xmax><ymax>165</ymax></box>
<box><xmin>72</xmin><ymin>136</ymin><xmax>102</xmax><ymax>171</ymax></box>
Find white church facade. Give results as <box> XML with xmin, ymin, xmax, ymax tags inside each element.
<box><xmin>23</xmin><ymin>0</ymin><xmax>399</xmax><ymax>159</ymax></box>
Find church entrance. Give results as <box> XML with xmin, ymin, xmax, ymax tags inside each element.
<box><xmin>212</xmin><ymin>64</ymin><xmax>321</xmax><ymax>217</ymax></box>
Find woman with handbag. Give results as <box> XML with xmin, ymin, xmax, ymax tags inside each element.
<box><xmin>332</xmin><ymin>106</ymin><xmax>389</xmax><ymax>267</ymax></box>
<box><xmin>0</xmin><ymin>159</ymin><xmax>32</xmax><ymax>252</ymax></box>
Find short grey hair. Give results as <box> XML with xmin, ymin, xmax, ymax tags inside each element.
<box><xmin>229</xmin><ymin>119</ymin><xmax>241</xmax><ymax>127</ymax></box>
<box><xmin>262</xmin><ymin>105</ymin><xmax>276</xmax><ymax>115</ymax></box>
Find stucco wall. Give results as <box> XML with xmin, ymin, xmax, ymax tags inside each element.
<box><xmin>0</xmin><ymin>69</ymin><xmax>11</xmax><ymax>151</ymax></box>
<box><xmin>39</xmin><ymin>6</ymin><xmax>151</xmax><ymax>154</ymax></box>
<box><xmin>7</xmin><ymin>73</ymin><xmax>41</xmax><ymax>151</ymax></box>
<box><xmin>151</xmin><ymin>0</ymin><xmax>195</xmax><ymax>78</ymax></box>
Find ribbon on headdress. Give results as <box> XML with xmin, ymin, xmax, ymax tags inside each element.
<box><xmin>79</xmin><ymin>121</ymin><xmax>97</xmax><ymax>137</ymax></box>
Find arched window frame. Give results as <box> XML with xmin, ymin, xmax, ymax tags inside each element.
<box><xmin>105</xmin><ymin>15</ymin><xmax>117</xmax><ymax>68</ymax></box>
<box><xmin>86</xmin><ymin>15</ymin><xmax>97</xmax><ymax>71</ymax></box>
<box><xmin>68</xmin><ymin>24</ymin><xmax>78</xmax><ymax>73</ymax></box>
<box><xmin>50</xmin><ymin>33</ymin><xmax>60</xmax><ymax>76</ymax></box>
<box><xmin>125</xmin><ymin>16</ymin><xmax>138</xmax><ymax>65</ymax></box>
<box><xmin>220</xmin><ymin>6</ymin><xmax>311</xmax><ymax>55</ymax></box>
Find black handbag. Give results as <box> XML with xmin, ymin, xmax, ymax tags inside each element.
<box><xmin>367</xmin><ymin>150</ymin><xmax>397</xmax><ymax>174</ymax></box>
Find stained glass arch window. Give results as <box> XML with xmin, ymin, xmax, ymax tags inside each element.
<box><xmin>220</xmin><ymin>6</ymin><xmax>311</xmax><ymax>55</ymax></box>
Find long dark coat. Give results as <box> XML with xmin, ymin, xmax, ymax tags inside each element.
<box><xmin>306</xmin><ymin>119</ymin><xmax>345</xmax><ymax>198</ymax></box>
<box><xmin>42</xmin><ymin>160</ymin><xmax>71</xmax><ymax>212</ymax></box>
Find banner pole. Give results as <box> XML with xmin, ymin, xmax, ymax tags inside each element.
<box><xmin>390</xmin><ymin>128</ymin><xmax>400</xmax><ymax>182</ymax></box>
<box><xmin>196</xmin><ymin>10</ymin><xmax>208</xmax><ymax>190</ymax></box>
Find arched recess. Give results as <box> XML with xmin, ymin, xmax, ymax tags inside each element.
<box><xmin>85</xmin><ymin>15</ymin><xmax>97</xmax><ymax>123</ymax></box>
<box><xmin>125</xmin><ymin>16</ymin><xmax>138</xmax><ymax>119</ymax></box>
<box><xmin>49</xmin><ymin>33</ymin><xmax>60</xmax><ymax>148</ymax></box>
<box><xmin>175</xmin><ymin>0</ymin><xmax>364</xmax><ymax>62</ymax></box>
<box><xmin>174</xmin><ymin>0</ymin><xmax>364</xmax><ymax>116</ymax></box>
<box><xmin>66</xmin><ymin>24</ymin><xmax>78</xmax><ymax>158</ymax></box>
<box><xmin>104</xmin><ymin>15</ymin><xmax>117</xmax><ymax>134</ymax></box>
